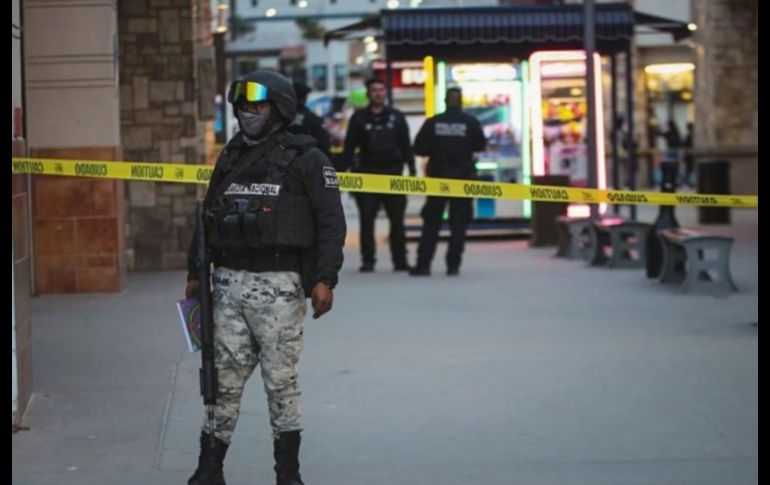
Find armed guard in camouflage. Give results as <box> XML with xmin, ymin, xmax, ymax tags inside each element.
<box><xmin>185</xmin><ymin>69</ymin><xmax>346</xmax><ymax>485</ymax></box>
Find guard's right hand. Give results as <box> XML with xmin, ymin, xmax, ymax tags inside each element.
<box><xmin>185</xmin><ymin>279</ymin><xmax>201</xmax><ymax>299</ymax></box>
<box><xmin>311</xmin><ymin>282</ymin><xmax>333</xmax><ymax>319</ymax></box>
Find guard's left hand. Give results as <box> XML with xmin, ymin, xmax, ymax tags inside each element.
<box><xmin>311</xmin><ymin>282</ymin><xmax>333</xmax><ymax>319</ymax></box>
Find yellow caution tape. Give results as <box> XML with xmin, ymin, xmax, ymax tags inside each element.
<box><xmin>12</xmin><ymin>157</ymin><xmax>758</xmax><ymax>208</ymax></box>
<box><xmin>12</xmin><ymin>158</ymin><xmax>215</xmax><ymax>184</ymax></box>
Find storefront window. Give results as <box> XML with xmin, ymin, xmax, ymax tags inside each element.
<box><xmin>644</xmin><ymin>63</ymin><xmax>695</xmax><ymax>184</ymax></box>
<box><xmin>334</xmin><ymin>64</ymin><xmax>346</xmax><ymax>92</ymax></box>
<box><xmin>644</xmin><ymin>63</ymin><xmax>695</xmax><ymax>150</ymax></box>
<box><xmin>311</xmin><ymin>64</ymin><xmax>327</xmax><ymax>92</ymax></box>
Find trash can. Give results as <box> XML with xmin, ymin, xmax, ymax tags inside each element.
<box><xmin>475</xmin><ymin>173</ymin><xmax>496</xmax><ymax>219</ymax></box>
<box><xmin>698</xmin><ymin>160</ymin><xmax>730</xmax><ymax>224</ymax></box>
<box><xmin>530</xmin><ymin>175</ymin><xmax>569</xmax><ymax>247</ymax></box>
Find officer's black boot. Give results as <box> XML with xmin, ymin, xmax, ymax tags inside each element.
<box><xmin>409</xmin><ymin>265</ymin><xmax>431</xmax><ymax>276</ymax></box>
<box><xmin>359</xmin><ymin>262</ymin><xmax>374</xmax><ymax>272</ymax></box>
<box><xmin>188</xmin><ymin>431</ymin><xmax>228</xmax><ymax>485</ymax></box>
<box><xmin>274</xmin><ymin>431</ymin><xmax>305</xmax><ymax>485</ymax></box>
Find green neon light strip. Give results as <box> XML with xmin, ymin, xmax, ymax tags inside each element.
<box><xmin>436</xmin><ymin>61</ymin><xmax>447</xmax><ymax>114</ymax></box>
<box><xmin>476</xmin><ymin>161</ymin><xmax>499</xmax><ymax>170</ymax></box>
<box><xmin>521</xmin><ymin>60</ymin><xmax>532</xmax><ymax>218</ymax></box>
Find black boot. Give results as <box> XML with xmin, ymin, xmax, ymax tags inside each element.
<box><xmin>359</xmin><ymin>262</ymin><xmax>375</xmax><ymax>273</ymax></box>
<box><xmin>274</xmin><ymin>431</ymin><xmax>305</xmax><ymax>485</ymax></box>
<box><xmin>188</xmin><ymin>431</ymin><xmax>229</xmax><ymax>485</ymax></box>
<box><xmin>409</xmin><ymin>266</ymin><xmax>431</xmax><ymax>276</ymax></box>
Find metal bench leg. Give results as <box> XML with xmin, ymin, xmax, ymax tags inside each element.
<box><xmin>567</xmin><ymin>223</ymin><xmax>584</xmax><ymax>259</ymax></box>
<box><xmin>711</xmin><ymin>239</ymin><xmax>738</xmax><ymax>292</ymax></box>
<box><xmin>680</xmin><ymin>248</ymin><xmax>699</xmax><ymax>293</ymax></box>
<box><xmin>635</xmin><ymin>228</ymin><xmax>648</xmax><ymax>267</ymax></box>
<box><xmin>576</xmin><ymin>224</ymin><xmax>592</xmax><ymax>261</ymax></box>
<box><xmin>608</xmin><ymin>228</ymin><xmax>644</xmax><ymax>269</ymax></box>
<box><xmin>607</xmin><ymin>229</ymin><xmax>622</xmax><ymax>267</ymax></box>
<box><xmin>682</xmin><ymin>240</ymin><xmax>736</xmax><ymax>295</ymax></box>
<box><xmin>589</xmin><ymin>229</ymin><xmax>609</xmax><ymax>266</ymax></box>
<box><xmin>556</xmin><ymin>222</ymin><xmax>570</xmax><ymax>258</ymax></box>
<box><xmin>558</xmin><ymin>221</ymin><xmax>591</xmax><ymax>260</ymax></box>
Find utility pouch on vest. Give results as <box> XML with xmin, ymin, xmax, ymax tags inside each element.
<box><xmin>275</xmin><ymin>194</ymin><xmax>315</xmax><ymax>249</ymax></box>
<box><xmin>242</xmin><ymin>212</ymin><xmax>260</xmax><ymax>244</ymax></box>
<box><xmin>222</xmin><ymin>214</ymin><xmax>241</xmax><ymax>250</ymax></box>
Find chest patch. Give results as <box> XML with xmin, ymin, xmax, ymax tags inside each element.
<box><xmin>224</xmin><ymin>183</ymin><xmax>281</xmax><ymax>196</ymax></box>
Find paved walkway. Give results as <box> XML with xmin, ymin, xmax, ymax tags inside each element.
<box><xmin>13</xmin><ymin>206</ymin><xmax>757</xmax><ymax>485</ymax></box>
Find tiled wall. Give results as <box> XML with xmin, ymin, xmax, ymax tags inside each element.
<box><xmin>31</xmin><ymin>147</ymin><xmax>125</xmax><ymax>294</ymax></box>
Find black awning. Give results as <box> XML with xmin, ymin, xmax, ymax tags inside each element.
<box><xmin>381</xmin><ymin>3</ymin><xmax>633</xmax><ymax>60</ymax></box>
<box><xmin>383</xmin><ymin>4</ymin><xmax>633</xmax><ymax>46</ymax></box>
<box><xmin>325</xmin><ymin>3</ymin><xmax>692</xmax><ymax>62</ymax></box>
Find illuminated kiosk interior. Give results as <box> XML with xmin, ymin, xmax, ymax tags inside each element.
<box><xmin>427</xmin><ymin>59</ymin><xmax>529</xmax><ymax>219</ymax></box>
<box><xmin>529</xmin><ymin>50</ymin><xmax>607</xmax><ymax>217</ymax></box>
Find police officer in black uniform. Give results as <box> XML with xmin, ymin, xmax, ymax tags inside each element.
<box><xmin>410</xmin><ymin>87</ymin><xmax>486</xmax><ymax>276</ymax></box>
<box><xmin>287</xmin><ymin>82</ymin><xmax>332</xmax><ymax>158</ymax></box>
<box><xmin>185</xmin><ymin>70</ymin><xmax>346</xmax><ymax>485</ymax></box>
<box><xmin>337</xmin><ymin>78</ymin><xmax>415</xmax><ymax>272</ymax></box>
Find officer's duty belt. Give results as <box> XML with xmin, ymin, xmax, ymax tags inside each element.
<box><xmin>216</xmin><ymin>251</ymin><xmax>302</xmax><ymax>274</ymax></box>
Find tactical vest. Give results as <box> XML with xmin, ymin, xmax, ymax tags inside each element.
<box><xmin>363</xmin><ymin>112</ymin><xmax>400</xmax><ymax>162</ymax></box>
<box><xmin>206</xmin><ymin>135</ymin><xmax>316</xmax><ymax>254</ymax></box>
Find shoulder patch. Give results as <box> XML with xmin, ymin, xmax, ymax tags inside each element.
<box><xmin>323</xmin><ymin>166</ymin><xmax>339</xmax><ymax>189</ymax></box>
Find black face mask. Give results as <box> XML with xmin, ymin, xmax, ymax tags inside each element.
<box><xmin>237</xmin><ymin>109</ymin><xmax>270</xmax><ymax>139</ymax></box>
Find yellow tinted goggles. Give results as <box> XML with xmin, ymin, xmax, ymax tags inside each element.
<box><xmin>228</xmin><ymin>81</ymin><xmax>269</xmax><ymax>103</ymax></box>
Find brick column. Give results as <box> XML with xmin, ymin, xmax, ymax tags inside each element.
<box><xmin>119</xmin><ymin>0</ymin><xmax>214</xmax><ymax>270</ymax></box>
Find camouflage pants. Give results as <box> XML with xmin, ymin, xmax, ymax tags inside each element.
<box><xmin>201</xmin><ymin>267</ymin><xmax>307</xmax><ymax>443</ymax></box>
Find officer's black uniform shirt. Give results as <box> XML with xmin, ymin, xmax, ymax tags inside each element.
<box><xmin>413</xmin><ymin>108</ymin><xmax>487</xmax><ymax>179</ymax></box>
<box><xmin>338</xmin><ymin>106</ymin><xmax>415</xmax><ymax>176</ymax></box>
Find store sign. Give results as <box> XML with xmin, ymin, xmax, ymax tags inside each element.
<box><xmin>372</xmin><ymin>60</ymin><xmax>424</xmax><ymax>70</ymax></box>
<box><xmin>401</xmin><ymin>68</ymin><xmax>427</xmax><ymax>85</ymax></box>
<box><xmin>372</xmin><ymin>61</ymin><xmax>426</xmax><ymax>88</ymax></box>
<box><xmin>449</xmin><ymin>64</ymin><xmax>518</xmax><ymax>82</ymax></box>
<box><xmin>541</xmin><ymin>61</ymin><xmax>585</xmax><ymax>78</ymax></box>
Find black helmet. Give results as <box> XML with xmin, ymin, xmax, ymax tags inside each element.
<box><xmin>228</xmin><ymin>70</ymin><xmax>297</xmax><ymax>122</ymax></box>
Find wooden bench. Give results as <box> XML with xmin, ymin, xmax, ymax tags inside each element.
<box><xmin>587</xmin><ymin>218</ymin><xmax>651</xmax><ymax>268</ymax></box>
<box><xmin>556</xmin><ymin>216</ymin><xmax>593</xmax><ymax>259</ymax></box>
<box><xmin>658</xmin><ymin>228</ymin><xmax>737</xmax><ymax>295</ymax></box>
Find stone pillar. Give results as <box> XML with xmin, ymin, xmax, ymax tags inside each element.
<box><xmin>692</xmin><ymin>0</ymin><xmax>758</xmax><ymax>194</ymax></box>
<box><xmin>12</xmin><ymin>0</ymin><xmax>31</xmax><ymax>424</ymax></box>
<box><xmin>119</xmin><ymin>0</ymin><xmax>215</xmax><ymax>271</ymax></box>
<box><xmin>25</xmin><ymin>0</ymin><xmax>125</xmax><ymax>293</ymax></box>
<box><xmin>12</xmin><ymin>171</ymin><xmax>31</xmax><ymax>427</ymax></box>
